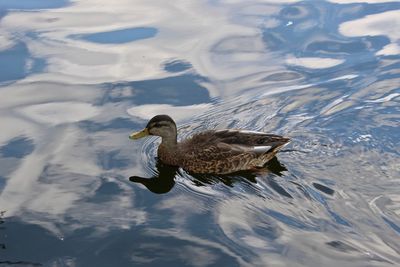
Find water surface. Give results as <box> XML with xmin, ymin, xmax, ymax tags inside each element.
<box><xmin>0</xmin><ymin>0</ymin><xmax>399</xmax><ymax>266</ymax></box>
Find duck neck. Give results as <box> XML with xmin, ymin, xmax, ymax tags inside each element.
<box><xmin>158</xmin><ymin>134</ymin><xmax>179</xmax><ymax>165</ymax></box>
<box><xmin>160</xmin><ymin>134</ymin><xmax>178</xmax><ymax>149</ymax></box>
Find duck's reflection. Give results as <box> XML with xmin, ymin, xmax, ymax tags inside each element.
<box><xmin>129</xmin><ymin>160</ymin><xmax>177</xmax><ymax>194</ymax></box>
<box><xmin>129</xmin><ymin>157</ymin><xmax>288</xmax><ymax>195</ymax></box>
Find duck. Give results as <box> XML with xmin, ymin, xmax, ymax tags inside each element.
<box><xmin>129</xmin><ymin>115</ymin><xmax>290</xmax><ymax>174</ymax></box>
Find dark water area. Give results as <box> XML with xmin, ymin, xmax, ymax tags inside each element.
<box><xmin>0</xmin><ymin>0</ymin><xmax>399</xmax><ymax>266</ymax></box>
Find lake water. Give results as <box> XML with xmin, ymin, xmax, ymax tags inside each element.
<box><xmin>0</xmin><ymin>0</ymin><xmax>399</xmax><ymax>266</ymax></box>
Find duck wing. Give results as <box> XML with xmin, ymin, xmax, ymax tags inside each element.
<box><xmin>213</xmin><ymin>129</ymin><xmax>290</xmax><ymax>153</ymax></box>
<box><xmin>181</xmin><ymin>129</ymin><xmax>289</xmax><ymax>158</ymax></box>
<box><xmin>179</xmin><ymin>130</ymin><xmax>290</xmax><ymax>173</ymax></box>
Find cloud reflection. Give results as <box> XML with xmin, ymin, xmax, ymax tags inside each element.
<box><xmin>127</xmin><ymin>103</ymin><xmax>212</xmax><ymax>122</ymax></box>
<box><xmin>340</xmin><ymin>10</ymin><xmax>400</xmax><ymax>56</ymax></box>
<box><xmin>0</xmin><ymin>80</ymin><xmax>147</xmax><ymax>236</ymax></box>
<box><xmin>18</xmin><ymin>101</ymin><xmax>100</xmax><ymax>125</ymax></box>
<box><xmin>286</xmin><ymin>56</ymin><xmax>344</xmax><ymax>69</ymax></box>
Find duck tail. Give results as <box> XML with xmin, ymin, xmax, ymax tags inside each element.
<box><xmin>268</xmin><ymin>137</ymin><xmax>290</xmax><ymax>153</ymax></box>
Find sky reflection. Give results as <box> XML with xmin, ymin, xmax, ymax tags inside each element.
<box><xmin>0</xmin><ymin>0</ymin><xmax>399</xmax><ymax>266</ymax></box>
<box><xmin>340</xmin><ymin>9</ymin><xmax>400</xmax><ymax>56</ymax></box>
<box><xmin>69</xmin><ymin>27</ymin><xmax>158</xmax><ymax>44</ymax></box>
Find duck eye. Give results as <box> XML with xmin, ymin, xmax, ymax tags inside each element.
<box><xmin>153</xmin><ymin>122</ymin><xmax>162</xmax><ymax>128</ymax></box>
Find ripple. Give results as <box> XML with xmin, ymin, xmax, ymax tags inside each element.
<box><xmin>370</xmin><ymin>195</ymin><xmax>400</xmax><ymax>234</ymax></box>
<box><xmin>163</xmin><ymin>59</ymin><xmax>192</xmax><ymax>73</ymax></box>
<box><xmin>312</xmin><ymin>182</ymin><xmax>335</xmax><ymax>196</ymax></box>
<box><xmin>140</xmin><ymin>136</ymin><xmax>159</xmax><ymax>176</ymax></box>
<box><xmin>261</xmin><ymin>71</ymin><xmax>303</xmax><ymax>82</ymax></box>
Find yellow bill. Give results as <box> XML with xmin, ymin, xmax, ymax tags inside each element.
<box><xmin>129</xmin><ymin>128</ymin><xmax>149</xmax><ymax>140</ymax></box>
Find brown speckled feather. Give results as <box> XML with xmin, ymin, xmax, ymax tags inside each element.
<box><xmin>174</xmin><ymin>130</ymin><xmax>290</xmax><ymax>174</ymax></box>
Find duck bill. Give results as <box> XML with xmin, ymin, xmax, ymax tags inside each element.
<box><xmin>129</xmin><ymin>128</ymin><xmax>149</xmax><ymax>140</ymax></box>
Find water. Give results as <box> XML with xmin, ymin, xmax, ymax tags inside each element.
<box><xmin>0</xmin><ymin>0</ymin><xmax>399</xmax><ymax>266</ymax></box>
